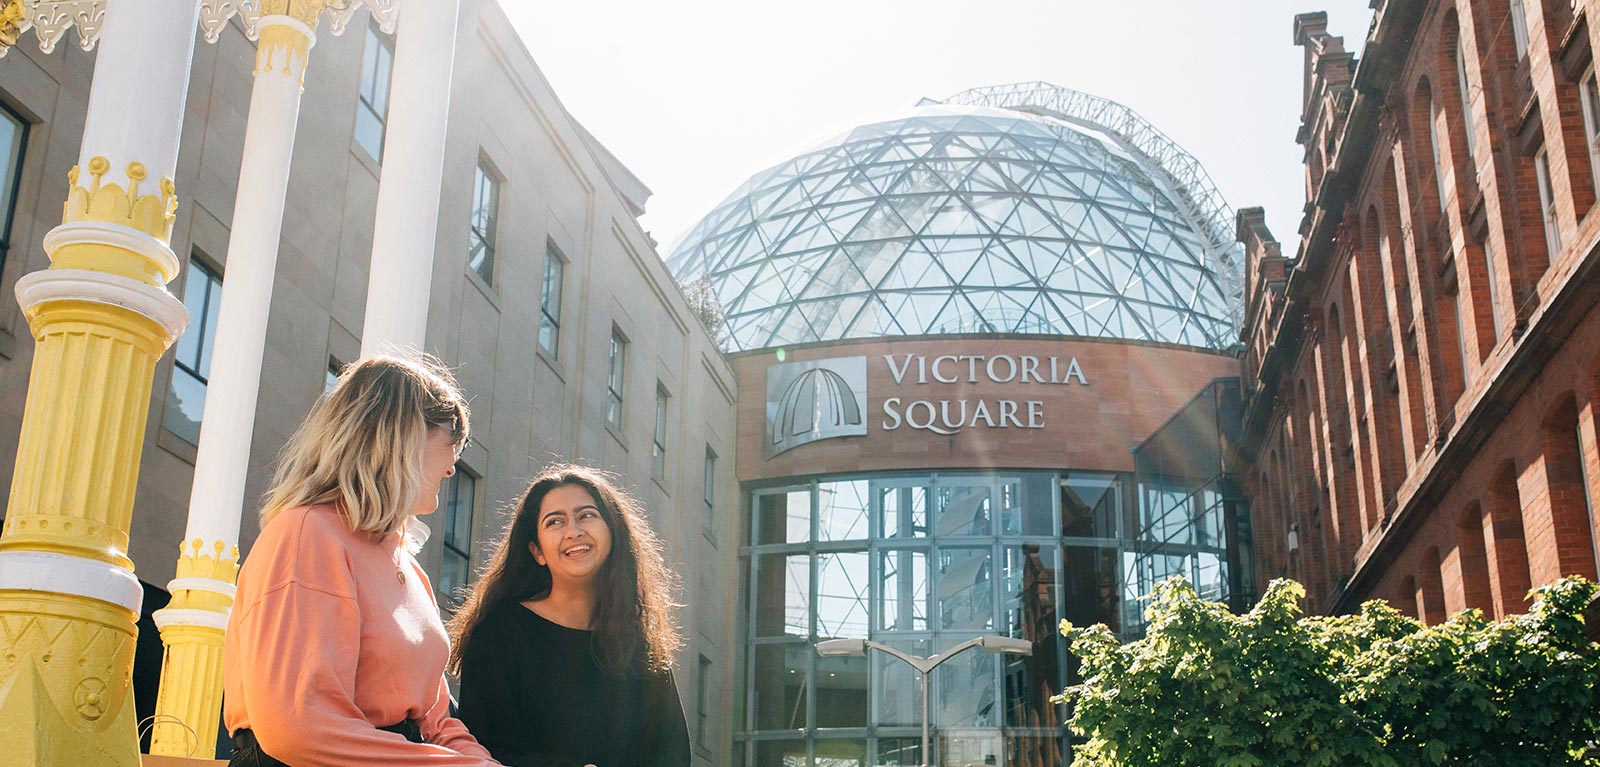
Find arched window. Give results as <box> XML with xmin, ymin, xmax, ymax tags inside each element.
<box><xmin>1456</xmin><ymin>504</ymin><xmax>1494</xmax><ymax>613</ymax></box>
<box><xmin>1455</xmin><ymin>33</ymin><xmax>1478</xmax><ymax>161</ymax></box>
<box><xmin>1541</xmin><ymin>397</ymin><xmax>1599</xmax><ymax>579</ymax></box>
<box><xmin>1320</xmin><ymin>303</ymin><xmax>1365</xmax><ymax>565</ymax></box>
<box><xmin>1510</xmin><ymin>0</ymin><xmax>1530</xmax><ymax>58</ymax></box>
<box><xmin>1485</xmin><ymin>462</ymin><xmax>1533</xmax><ymax>616</ymax></box>
<box><xmin>1580</xmin><ymin>65</ymin><xmax>1600</xmax><ymax>203</ymax></box>
<box><xmin>1420</xmin><ymin>547</ymin><xmax>1447</xmax><ymax>624</ymax></box>
<box><xmin>1425</xmin><ymin>82</ymin><xmax>1450</xmax><ymax>212</ymax></box>
<box><xmin>1397</xmin><ymin>575</ymin><xmax>1421</xmax><ymax>619</ymax></box>
<box><xmin>1451</xmin><ymin>259</ymin><xmax>1474</xmax><ymax>387</ymax></box>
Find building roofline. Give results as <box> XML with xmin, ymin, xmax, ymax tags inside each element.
<box><xmin>936</xmin><ymin>81</ymin><xmax>1245</xmax><ymax>333</ymax></box>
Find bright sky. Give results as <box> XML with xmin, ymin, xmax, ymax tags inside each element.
<box><xmin>503</xmin><ymin>1</ymin><xmax>1376</xmax><ymax>258</ymax></box>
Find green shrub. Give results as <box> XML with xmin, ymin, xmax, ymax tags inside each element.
<box><xmin>1055</xmin><ymin>576</ymin><xmax>1600</xmax><ymax>767</ymax></box>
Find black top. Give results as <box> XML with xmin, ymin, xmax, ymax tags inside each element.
<box><xmin>457</xmin><ymin>602</ymin><xmax>690</xmax><ymax>767</ymax></box>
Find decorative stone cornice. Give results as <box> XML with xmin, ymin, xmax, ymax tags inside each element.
<box><xmin>0</xmin><ymin>0</ymin><xmax>397</xmax><ymax>58</ymax></box>
<box><xmin>198</xmin><ymin>0</ymin><xmax>396</xmax><ymax>44</ymax></box>
<box><xmin>0</xmin><ymin>0</ymin><xmax>107</xmax><ymax>58</ymax></box>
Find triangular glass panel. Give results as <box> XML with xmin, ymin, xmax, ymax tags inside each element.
<box><xmin>817</xmin><ymin>199</ymin><xmax>877</xmax><ymax>242</ymax></box>
<box><xmin>798</xmin><ymin>251</ymin><xmax>873</xmax><ymax>301</ymax></box>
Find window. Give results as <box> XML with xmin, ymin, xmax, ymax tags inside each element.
<box><xmin>1574</xmin><ymin>422</ymin><xmax>1600</xmax><ymax>579</ymax></box>
<box><xmin>1452</xmin><ymin>272</ymin><xmax>1474</xmax><ymax>384</ymax></box>
<box><xmin>1578</xmin><ymin>425</ymin><xmax>1597</xmax><ymax>531</ymax></box>
<box><xmin>652</xmin><ymin>385</ymin><xmax>669</xmax><ymax>478</ymax></box>
<box><xmin>1429</xmin><ymin>98</ymin><xmax>1449</xmax><ymax>211</ymax></box>
<box><xmin>696</xmin><ymin>655</ymin><xmax>712</xmax><ymax>750</ymax></box>
<box><xmin>324</xmin><ymin>357</ymin><xmax>344</xmax><ymax>396</ymax></box>
<box><xmin>1535</xmin><ymin>147</ymin><xmax>1562</xmax><ymax>257</ymax></box>
<box><xmin>1456</xmin><ymin>41</ymin><xmax>1477</xmax><ymax>161</ymax></box>
<box><xmin>704</xmin><ymin>447</ymin><xmax>717</xmax><ymax>537</ymax></box>
<box><xmin>539</xmin><ymin>245</ymin><xmax>564</xmax><ymax>357</ymax></box>
<box><xmin>1483</xmin><ymin>238</ymin><xmax>1504</xmax><ymax>341</ymax></box>
<box><xmin>353</xmin><ymin>23</ymin><xmax>394</xmax><ymax>161</ymax></box>
<box><xmin>1579</xmin><ymin>69</ymin><xmax>1600</xmax><ymax>196</ymax></box>
<box><xmin>1510</xmin><ymin>0</ymin><xmax>1530</xmax><ymax>58</ymax></box>
<box><xmin>438</xmin><ymin>465</ymin><xmax>477</xmax><ymax>608</ymax></box>
<box><xmin>468</xmin><ymin>160</ymin><xmax>500</xmax><ymax>284</ymax></box>
<box><xmin>606</xmin><ymin>331</ymin><xmax>626</xmax><ymax>431</ymax></box>
<box><xmin>0</xmin><ymin>101</ymin><xmax>25</xmax><ymax>269</ymax></box>
<box><xmin>165</xmin><ymin>257</ymin><xmax>222</xmax><ymax>444</ymax></box>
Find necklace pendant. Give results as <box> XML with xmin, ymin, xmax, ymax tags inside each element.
<box><xmin>397</xmin><ymin>568</ymin><xmax>407</xmax><ymax>584</ymax></box>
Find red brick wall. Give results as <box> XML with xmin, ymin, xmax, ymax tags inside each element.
<box><xmin>1245</xmin><ymin>2</ymin><xmax>1600</xmax><ymax>619</ymax></box>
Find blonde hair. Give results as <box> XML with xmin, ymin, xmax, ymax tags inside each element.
<box><xmin>261</xmin><ymin>353</ymin><xmax>469</xmax><ymax>537</ymax></box>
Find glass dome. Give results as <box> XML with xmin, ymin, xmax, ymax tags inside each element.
<box><xmin>667</xmin><ymin>82</ymin><xmax>1244</xmax><ymax>352</ymax></box>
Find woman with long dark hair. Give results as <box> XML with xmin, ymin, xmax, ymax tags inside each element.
<box><xmin>450</xmin><ymin>465</ymin><xmax>689</xmax><ymax>767</ymax></box>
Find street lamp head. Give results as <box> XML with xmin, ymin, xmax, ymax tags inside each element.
<box><xmin>978</xmin><ymin>636</ymin><xmax>1033</xmax><ymax>656</ymax></box>
<box><xmin>816</xmin><ymin>638</ymin><xmax>868</xmax><ymax>657</ymax></box>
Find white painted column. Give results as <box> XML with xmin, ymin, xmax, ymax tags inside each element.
<box><xmin>149</xmin><ymin>14</ymin><xmax>317</xmax><ymax>756</ymax></box>
<box><xmin>360</xmin><ymin>0</ymin><xmax>461</xmax><ymax>356</ymax></box>
<box><xmin>75</xmin><ymin>1</ymin><xmax>196</xmax><ymax>185</ymax></box>
<box><xmin>173</xmin><ymin>13</ymin><xmax>314</xmax><ymax>559</ymax></box>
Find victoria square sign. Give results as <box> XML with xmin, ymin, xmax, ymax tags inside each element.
<box><xmin>766</xmin><ymin>352</ymin><xmax>1090</xmax><ymax>457</ymax></box>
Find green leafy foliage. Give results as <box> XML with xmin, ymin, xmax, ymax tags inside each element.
<box><xmin>1054</xmin><ymin>576</ymin><xmax>1600</xmax><ymax>767</ymax></box>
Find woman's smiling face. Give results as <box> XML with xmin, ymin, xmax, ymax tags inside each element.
<box><xmin>529</xmin><ymin>483</ymin><xmax>613</xmax><ymax>584</ymax></box>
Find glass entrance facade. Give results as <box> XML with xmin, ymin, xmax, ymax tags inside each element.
<box><xmin>739</xmin><ymin>469</ymin><xmax>1240</xmax><ymax>767</ymax></box>
<box><xmin>686</xmin><ymin>83</ymin><xmax>1254</xmax><ymax>766</ymax></box>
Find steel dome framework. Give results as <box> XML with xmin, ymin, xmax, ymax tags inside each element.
<box><xmin>668</xmin><ymin>82</ymin><xmax>1244</xmax><ymax>352</ymax></box>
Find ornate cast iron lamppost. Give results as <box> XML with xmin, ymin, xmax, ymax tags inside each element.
<box><xmin>818</xmin><ymin>636</ymin><xmax>1032</xmax><ymax>767</ymax></box>
<box><xmin>0</xmin><ymin>2</ymin><xmax>203</xmax><ymax>765</ymax></box>
<box><xmin>0</xmin><ymin>1</ymin><xmax>412</xmax><ymax>762</ymax></box>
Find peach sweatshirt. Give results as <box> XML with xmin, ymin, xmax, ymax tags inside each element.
<box><xmin>223</xmin><ymin>505</ymin><xmax>497</xmax><ymax>766</ymax></box>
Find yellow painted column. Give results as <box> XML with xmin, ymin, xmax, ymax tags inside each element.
<box><xmin>0</xmin><ymin>161</ymin><xmax>190</xmax><ymax>762</ymax></box>
<box><xmin>0</xmin><ymin>1</ymin><xmax>203</xmax><ymax>764</ymax></box>
<box><xmin>149</xmin><ymin>539</ymin><xmax>238</xmax><ymax>757</ymax></box>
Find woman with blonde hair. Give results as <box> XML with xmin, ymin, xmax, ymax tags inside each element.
<box><xmin>451</xmin><ymin>465</ymin><xmax>690</xmax><ymax>767</ymax></box>
<box><xmin>223</xmin><ymin>353</ymin><xmax>499</xmax><ymax>766</ymax></box>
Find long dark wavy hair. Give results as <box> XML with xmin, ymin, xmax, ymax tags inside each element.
<box><xmin>448</xmin><ymin>465</ymin><xmax>682</xmax><ymax>677</ymax></box>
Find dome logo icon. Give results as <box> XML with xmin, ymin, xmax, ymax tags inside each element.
<box><xmin>766</xmin><ymin>356</ymin><xmax>868</xmax><ymax>458</ymax></box>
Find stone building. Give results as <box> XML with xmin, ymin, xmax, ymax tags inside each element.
<box><xmin>668</xmin><ymin>85</ymin><xmax>1255</xmax><ymax>766</ymax></box>
<box><xmin>0</xmin><ymin>0</ymin><xmax>741</xmax><ymax>762</ymax></box>
<box><xmin>1240</xmin><ymin>1</ymin><xmax>1600</xmax><ymax>622</ymax></box>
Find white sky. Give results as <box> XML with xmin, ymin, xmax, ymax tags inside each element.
<box><xmin>503</xmin><ymin>1</ymin><xmax>1376</xmax><ymax>257</ymax></box>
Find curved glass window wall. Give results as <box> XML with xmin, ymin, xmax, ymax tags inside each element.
<box><xmin>740</xmin><ymin>470</ymin><xmax>1235</xmax><ymax>767</ymax></box>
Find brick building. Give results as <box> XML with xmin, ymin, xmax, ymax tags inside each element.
<box><xmin>1240</xmin><ymin>0</ymin><xmax>1600</xmax><ymax>621</ymax></box>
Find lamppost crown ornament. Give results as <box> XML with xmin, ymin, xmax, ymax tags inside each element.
<box><xmin>61</xmin><ymin>157</ymin><xmax>180</xmax><ymax>244</ymax></box>
<box><xmin>0</xmin><ymin>0</ymin><xmax>25</xmax><ymax>51</ymax></box>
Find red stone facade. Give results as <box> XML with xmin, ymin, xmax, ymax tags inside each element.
<box><xmin>1241</xmin><ymin>1</ymin><xmax>1600</xmax><ymax>619</ymax></box>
